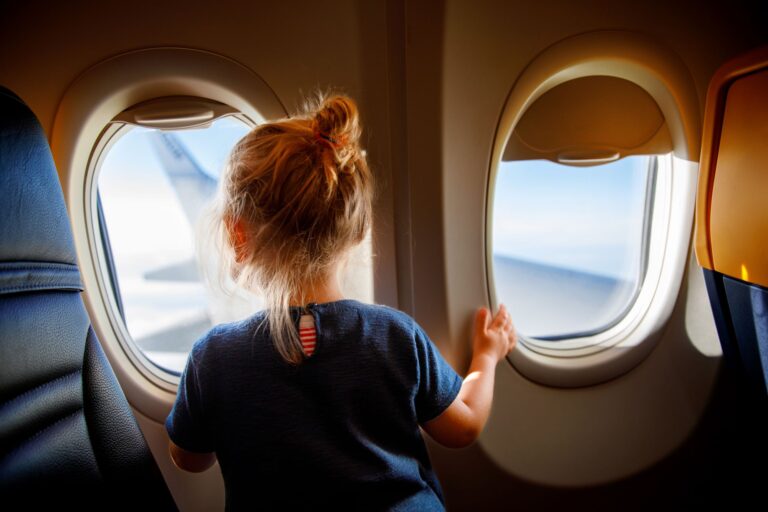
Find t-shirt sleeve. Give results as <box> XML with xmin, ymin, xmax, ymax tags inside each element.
<box><xmin>413</xmin><ymin>322</ymin><xmax>464</xmax><ymax>425</ymax></box>
<box><xmin>165</xmin><ymin>343</ymin><xmax>215</xmax><ymax>453</ymax></box>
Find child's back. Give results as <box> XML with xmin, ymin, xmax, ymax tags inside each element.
<box><xmin>167</xmin><ymin>299</ymin><xmax>462</xmax><ymax>510</ymax></box>
<box><xmin>165</xmin><ymin>93</ymin><xmax>517</xmax><ymax>510</ymax></box>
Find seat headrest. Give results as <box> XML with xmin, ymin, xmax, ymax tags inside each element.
<box><xmin>0</xmin><ymin>87</ymin><xmax>79</xmax><ymax>264</ymax></box>
<box><xmin>0</xmin><ymin>86</ymin><xmax>82</xmax><ymax>294</ymax></box>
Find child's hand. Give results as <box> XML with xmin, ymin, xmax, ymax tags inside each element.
<box><xmin>473</xmin><ymin>304</ymin><xmax>517</xmax><ymax>363</ymax></box>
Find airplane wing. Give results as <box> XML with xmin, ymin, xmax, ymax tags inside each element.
<box><xmin>143</xmin><ymin>258</ymin><xmax>200</xmax><ymax>282</ymax></box>
<box><xmin>133</xmin><ymin>311</ymin><xmax>213</xmax><ymax>373</ymax></box>
<box><xmin>143</xmin><ymin>131</ymin><xmax>217</xmax><ymax>282</ymax></box>
<box><xmin>147</xmin><ymin>131</ymin><xmax>218</xmax><ymax>226</ymax></box>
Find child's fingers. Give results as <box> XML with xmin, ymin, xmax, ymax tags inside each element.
<box><xmin>500</xmin><ymin>310</ymin><xmax>516</xmax><ymax>352</ymax></box>
<box><xmin>490</xmin><ymin>304</ymin><xmax>508</xmax><ymax>331</ymax></box>
<box><xmin>503</xmin><ymin>313</ymin><xmax>515</xmax><ymax>332</ymax></box>
<box><xmin>474</xmin><ymin>307</ymin><xmax>490</xmax><ymax>338</ymax></box>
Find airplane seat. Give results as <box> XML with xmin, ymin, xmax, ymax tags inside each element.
<box><xmin>0</xmin><ymin>86</ymin><xmax>178</xmax><ymax>509</ymax></box>
<box><xmin>696</xmin><ymin>46</ymin><xmax>768</xmax><ymax>403</ymax></box>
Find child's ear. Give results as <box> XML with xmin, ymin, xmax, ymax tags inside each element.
<box><xmin>225</xmin><ymin>217</ymin><xmax>248</xmax><ymax>263</ymax></box>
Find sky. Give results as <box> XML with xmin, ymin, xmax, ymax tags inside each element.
<box><xmin>491</xmin><ymin>156</ymin><xmax>652</xmax><ymax>280</ymax></box>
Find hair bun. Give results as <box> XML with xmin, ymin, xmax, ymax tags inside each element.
<box><xmin>311</xmin><ymin>95</ymin><xmax>361</xmax><ymax>151</ymax></box>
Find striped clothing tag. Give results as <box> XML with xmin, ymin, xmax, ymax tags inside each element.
<box><xmin>299</xmin><ymin>314</ymin><xmax>317</xmax><ymax>357</ymax></box>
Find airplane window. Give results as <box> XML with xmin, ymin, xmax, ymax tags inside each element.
<box><xmin>96</xmin><ymin>116</ymin><xmax>374</xmax><ymax>376</ymax></box>
<box><xmin>490</xmin><ymin>156</ymin><xmax>655</xmax><ymax>339</ymax></box>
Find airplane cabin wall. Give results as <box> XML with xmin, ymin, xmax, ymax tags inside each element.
<box><xmin>425</xmin><ymin>0</ymin><xmax>768</xmax><ymax>508</ymax></box>
<box><xmin>1</xmin><ymin>1</ymin><xmax>767</xmax><ymax>510</ymax></box>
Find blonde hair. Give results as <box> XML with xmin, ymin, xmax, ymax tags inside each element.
<box><xmin>210</xmin><ymin>94</ymin><xmax>373</xmax><ymax>365</ymax></box>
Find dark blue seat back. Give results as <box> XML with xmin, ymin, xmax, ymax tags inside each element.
<box><xmin>704</xmin><ymin>273</ymin><xmax>768</xmax><ymax>398</ymax></box>
<box><xmin>0</xmin><ymin>87</ymin><xmax>177</xmax><ymax>509</ymax></box>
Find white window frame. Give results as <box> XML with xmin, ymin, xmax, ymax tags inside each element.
<box><xmin>487</xmin><ymin>153</ymin><xmax>697</xmax><ymax>386</ymax></box>
<box><xmin>470</xmin><ymin>30</ymin><xmax>703</xmax><ymax>388</ymax></box>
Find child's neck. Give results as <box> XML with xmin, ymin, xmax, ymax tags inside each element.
<box><xmin>288</xmin><ymin>274</ymin><xmax>345</xmax><ymax>307</ymax></box>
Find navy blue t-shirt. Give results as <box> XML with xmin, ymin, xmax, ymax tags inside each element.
<box><xmin>165</xmin><ymin>299</ymin><xmax>464</xmax><ymax>511</ymax></box>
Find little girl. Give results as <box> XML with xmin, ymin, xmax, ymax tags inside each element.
<box><xmin>165</xmin><ymin>94</ymin><xmax>517</xmax><ymax>510</ymax></box>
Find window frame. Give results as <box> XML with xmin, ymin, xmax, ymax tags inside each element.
<box><xmin>485</xmin><ymin>150</ymin><xmax>698</xmax><ymax>385</ymax></box>
<box><xmin>468</xmin><ymin>31</ymin><xmax>703</xmax><ymax>388</ymax></box>
<box><xmin>86</xmin><ymin>110</ymin><xmax>256</xmax><ymax>390</ymax></box>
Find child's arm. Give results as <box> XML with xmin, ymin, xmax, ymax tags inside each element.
<box><xmin>420</xmin><ymin>304</ymin><xmax>516</xmax><ymax>449</ymax></box>
<box><xmin>169</xmin><ymin>439</ymin><xmax>217</xmax><ymax>472</ymax></box>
